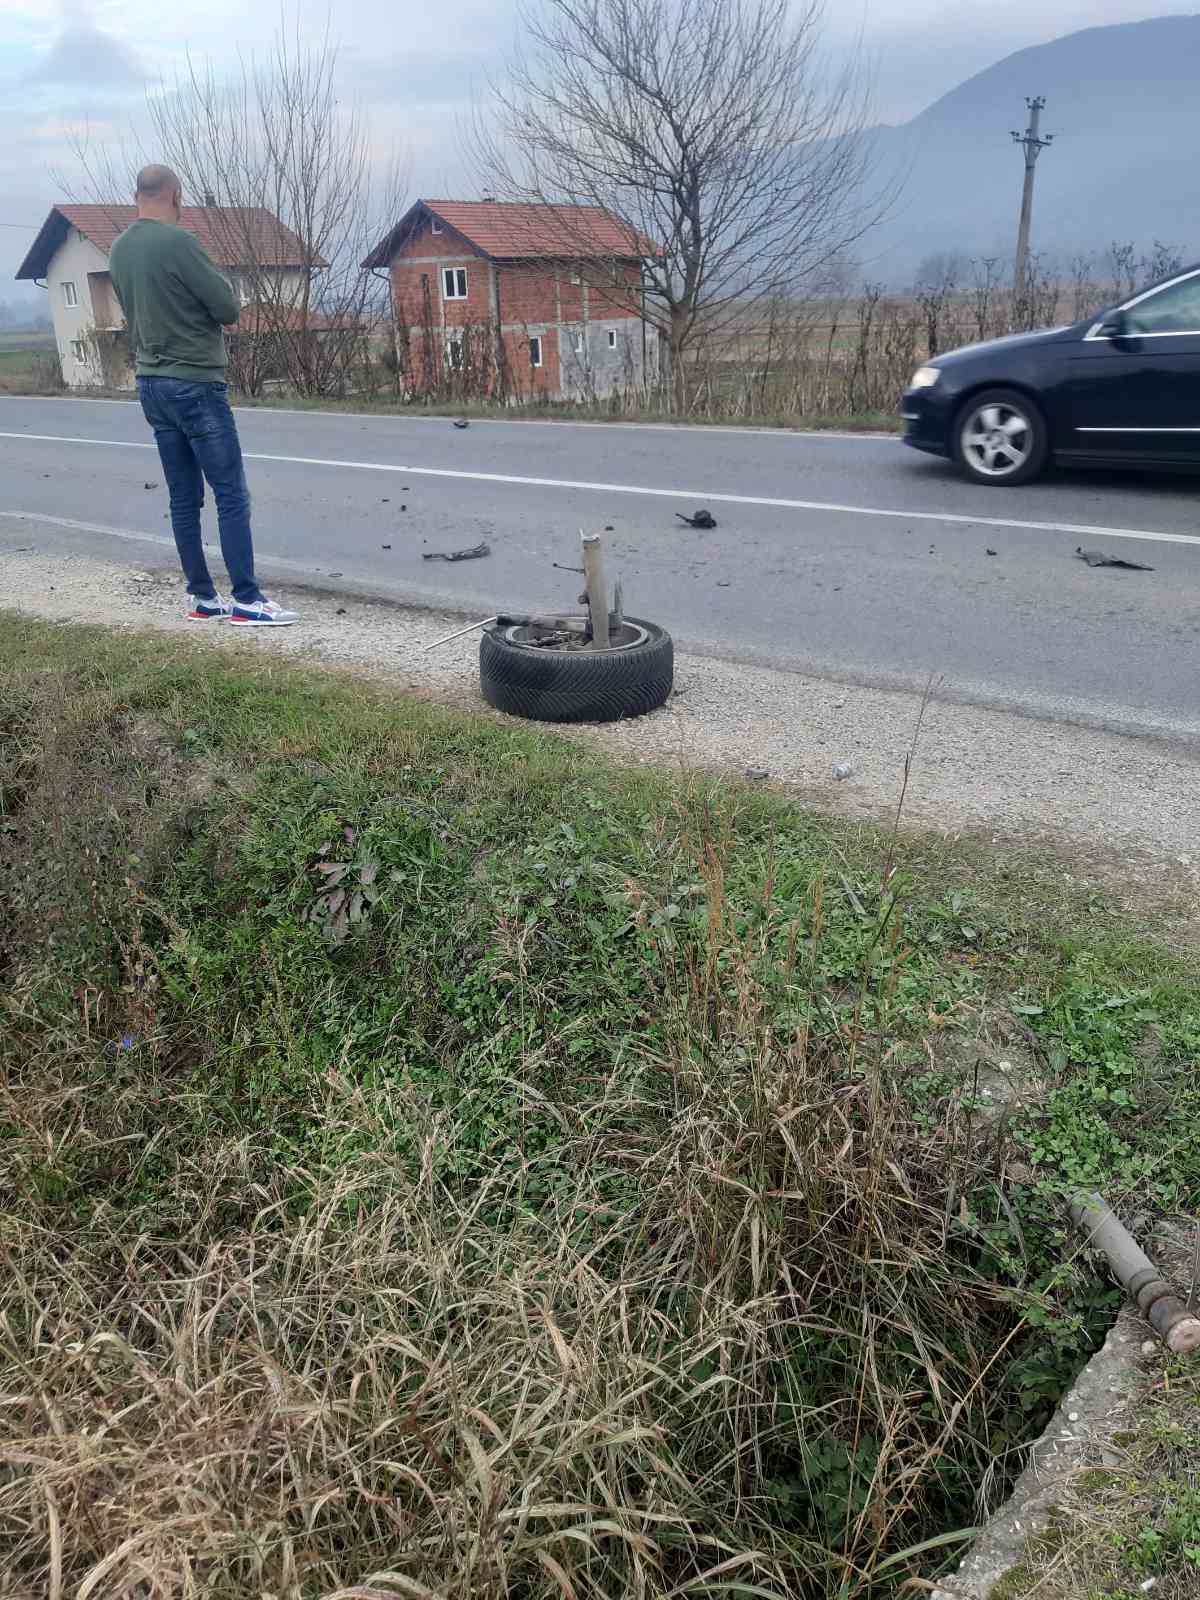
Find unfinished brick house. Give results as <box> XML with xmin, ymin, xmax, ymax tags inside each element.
<box><xmin>362</xmin><ymin>200</ymin><xmax>660</xmax><ymax>402</ymax></box>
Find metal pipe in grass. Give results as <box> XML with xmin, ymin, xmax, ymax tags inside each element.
<box><xmin>1070</xmin><ymin>1191</ymin><xmax>1200</xmax><ymax>1355</ymax></box>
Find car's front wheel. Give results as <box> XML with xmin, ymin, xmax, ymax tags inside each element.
<box><xmin>954</xmin><ymin>389</ymin><xmax>1049</xmax><ymax>486</ymax></box>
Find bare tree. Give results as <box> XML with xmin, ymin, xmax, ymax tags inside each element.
<box><xmin>61</xmin><ymin>19</ymin><xmax>404</xmax><ymax>399</ymax></box>
<box><xmin>473</xmin><ymin>0</ymin><xmax>883</xmax><ymax>412</ymax></box>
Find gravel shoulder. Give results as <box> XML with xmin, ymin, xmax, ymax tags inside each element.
<box><xmin>3</xmin><ymin>528</ymin><xmax>1197</xmax><ymax>934</ymax></box>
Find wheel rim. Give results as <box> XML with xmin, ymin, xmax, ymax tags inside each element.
<box><xmin>504</xmin><ymin>620</ymin><xmax>649</xmax><ymax>653</ymax></box>
<box><xmin>961</xmin><ymin>402</ymin><xmax>1033</xmax><ymax>478</ymax></box>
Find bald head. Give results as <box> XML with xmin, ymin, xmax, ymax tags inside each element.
<box><xmin>135</xmin><ymin>164</ymin><xmax>182</xmax><ymax>223</ymax></box>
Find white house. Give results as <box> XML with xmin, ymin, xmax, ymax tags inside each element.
<box><xmin>17</xmin><ymin>204</ymin><xmax>321</xmax><ymax>389</ymax></box>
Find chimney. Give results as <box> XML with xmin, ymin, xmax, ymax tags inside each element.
<box><xmin>203</xmin><ymin>189</ymin><xmax>217</xmax><ymax>208</ymax></box>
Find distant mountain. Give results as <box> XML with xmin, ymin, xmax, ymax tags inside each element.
<box><xmin>860</xmin><ymin>15</ymin><xmax>1200</xmax><ymax>283</ymax></box>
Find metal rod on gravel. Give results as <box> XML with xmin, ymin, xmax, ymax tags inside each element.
<box><xmin>424</xmin><ymin>616</ymin><xmax>499</xmax><ymax>651</ymax></box>
<box><xmin>581</xmin><ymin>531</ymin><xmax>610</xmax><ymax>650</ymax></box>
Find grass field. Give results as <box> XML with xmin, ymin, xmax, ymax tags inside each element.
<box><xmin>0</xmin><ymin>331</ymin><xmax>58</xmax><ymax>392</ymax></box>
<box><xmin>2</xmin><ymin>614</ymin><xmax>1197</xmax><ymax>1598</ymax></box>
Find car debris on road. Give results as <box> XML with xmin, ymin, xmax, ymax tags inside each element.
<box><xmin>1075</xmin><ymin>546</ymin><xmax>1154</xmax><ymax>571</ymax></box>
<box><xmin>676</xmin><ymin>509</ymin><xmax>717</xmax><ymax>529</ymax></box>
<box><xmin>422</xmin><ymin>540</ymin><xmax>491</xmax><ymax>563</ymax></box>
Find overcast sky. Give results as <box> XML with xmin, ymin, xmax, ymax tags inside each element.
<box><xmin>2</xmin><ymin>0</ymin><xmax>1196</xmax><ymax>298</ymax></box>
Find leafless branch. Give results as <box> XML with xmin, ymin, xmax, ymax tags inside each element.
<box><xmin>471</xmin><ymin>0</ymin><xmax>888</xmax><ymax>410</ymax></box>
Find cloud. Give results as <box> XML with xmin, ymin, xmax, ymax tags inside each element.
<box><xmin>30</xmin><ymin>23</ymin><xmax>144</xmax><ymax>88</ymax></box>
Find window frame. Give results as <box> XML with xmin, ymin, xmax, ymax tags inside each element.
<box><xmin>606</xmin><ymin>328</ymin><xmax>617</xmax><ymax>349</ymax></box>
<box><xmin>572</xmin><ymin>327</ymin><xmax>586</xmax><ymax>355</ymax></box>
<box><xmin>529</xmin><ymin>335</ymin><xmax>543</xmax><ymax>369</ymax></box>
<box><xmin>70</xmin><ymin>338</ymin><xmax>86</xmax><ymax>363</ymax></box>
<box><xmin>1088</xmin><ymin>267</ymin><xmax>1200</xmax><ymax>340</ymax></box>
<box><xmin>442</xmin><ymin>267</ymin><xmax>467</xmax><ymax>300</ymax></box>
<box><xmin>61</xmin><ymin>281</ymin><xmax>78</xmax><ymax>308</ymax></box>
<box><xmin>445</xmin><ymin>335</ymin><xmax>464</xmax><ymax>371</ymax></box>
<box><xmin>430</xmin><ymin>218</ymin><xmax>443</xmax><ymax>235</ymax></box>
<box><xmin>1124</xmin><ymin>271</ymin><xmax>1200</xmax><ymax>336</ymax></box>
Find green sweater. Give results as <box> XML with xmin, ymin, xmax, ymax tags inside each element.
<box><xmin>108</xmin><ymin>218</ymin><xmax>239</xmax><ymax>383</ymax></box>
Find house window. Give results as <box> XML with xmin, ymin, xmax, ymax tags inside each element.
<box><xmin>607</xmin><ymin>329</ymin><xmax>617</xmax><ymax>349</ymax></box>
<box><xmin>446</xmin><ymin>337</ymin><xmax>464</xmax><ymax>371</ymax></box>
<box><xmin>70</xmin><ymin>339</ymin><xmax>86</xmax><ymax>363</ymax></box>
<box><xmin>229</xmin><ymin>274</ymin><xmax>254</xmax><ymax>306</ymax></box>
<box><xmin>442</xmin><ymin>267</ymin><xmax>467</xmax><ymax>300</ymax></box>
<box><xmin>569</xmin><ymin>271</ymin><xmax>582</xmax><ymax>286</ymax></box>
<box><xmin>529</xmin><ymin>335</ymin><xmax>543</xmax><ymax>368</ymax></box>
<box><xmin>62</xmin><ymin>281</ymin><xmax>78</xmax><ymax>308</ymax></box>
<box><xmin>431</xmin><ymin>218</ymin><xmax>443</xmax><ymax>234</ymax></box>
<box><xmin>572</xmin><ymin>328</ymin><xmax>585</xmax><ymax>354</ymax></box>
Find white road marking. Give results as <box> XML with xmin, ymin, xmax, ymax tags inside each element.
<box><xmin>2</xmin><ymin>427</ymin><xmax>1199</xmax><ymax>550</ymax></box>
<box><xmin>0</xmin><ymin>393</ymin><xmax>891</xmax><ymax>442</ymax></box>
<box><xmin>0</xmin><ymin>510</ymin><xmax>364</xmax><ymax>583</ymax></box>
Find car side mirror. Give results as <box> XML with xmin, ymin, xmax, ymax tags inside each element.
<box><xmin>1098</xmin><ymin>310</ymin><xmax>1129</xmax><ymax>339</ymax></box>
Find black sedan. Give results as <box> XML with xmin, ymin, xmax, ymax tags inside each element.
<box><xmin>901</xmin><ymin>263</ymin><xmax>1200</xmax><ymax>485</ymax></box>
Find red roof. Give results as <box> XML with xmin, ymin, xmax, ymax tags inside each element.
<box><xmin>362</xmin><ymin>200</ymin><xmax>657</xmax><ymax>269</ymax></box>
<box><xmin>16</xmin><ymin>205</ymin><xmax>322</xmax><ymax>280</ymax></box>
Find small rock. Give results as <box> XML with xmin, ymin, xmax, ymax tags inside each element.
<box><xmin>716</xmin><ymin>580</ymin><xmax>731</xmax><ymax>588</ymax></box>
<box><xmin>144</xmin><ymin>481</ymin><xmax>158</xmax><ymax>490</ymax></box>
<box><xmin>336</xmin><ymin>607</ymin><xmax>347</xmax><ymax>615</ymax></box>
<box><xmin>453</xmin><ymin>417</ymin><xmax>469</xmax><ymax>429</ymax></box>
<box><xmin>832</xmin><ymin>763</ymin><xmax>853</xmax><ymax>781</ymax></box>
<box><xmin>1067</xmin><ymin>1411</ymin><xmax>1080</xmax><ymax>1422</ymax></box>
<box><xmin>832</xmin><ymin>698</ymin><xmax>846</xmax><ymax>708</ymax></box>
<box><xmin>745</xmin><ymin>767</ymin><xmax>769</xmax><ymax>781</ymax></box>
<box><xmin>401</xmin><ymin>504</ymin><xmax>407</xmax><ymax>511</ymax></box>
<box><xmin>381</xmin><ymin>544</ymin><xmax>392</xmax><ymax>550</ymax></box>
<box><xmin>604</xmin><ymin>525</ymin><xmax>614</xmax><ymax>531</ymax></box>
<box><xmin>1141</xmin><ymin>1340</ymin><xmax>1157</xmax><ymax>1356</ymax></box>
<box><xmin>986</xmin><ymin>547</ymin><xmax>997</xmax><ymax>556</ymax></box>
<box><xmin>382</xmin><ymin>498</ymin><xmax>389</xmax><ymax>502</ymax></box>
<box><xmin>328</xmin><ymin>571</ymin><xmax>343</xmax><ymax>577</ymax></box>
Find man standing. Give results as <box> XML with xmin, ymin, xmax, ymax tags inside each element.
<box><xmin>109</xmin><ymin>165</ymin><xmax>298</xmax><ymax>625</ymax></box>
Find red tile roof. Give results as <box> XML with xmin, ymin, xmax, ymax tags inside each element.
<box><xmin>362</xmin><ymin>200</ymin><xmax>658</xmax><ymax>269</ymax></box>
<box><xmin>17</xmin><ymin>205</ymin><xmax>321</xmax><ymax>280</ymax></box>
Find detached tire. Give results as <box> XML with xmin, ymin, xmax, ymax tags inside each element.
<box><xmin>480</xmin><ymin>619</ymin><xmax>673</xmax><ymax>723</ymax></box>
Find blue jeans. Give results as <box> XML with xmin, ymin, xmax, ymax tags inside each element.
<box><xmin>137</xmin><ymin>377</ymin><xmax>264</xmax><ymax>605</ymax></box>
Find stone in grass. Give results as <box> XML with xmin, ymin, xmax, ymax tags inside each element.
<box><xmin>832</xmin><ymin>762</ymin><xmax>853</xmax><ymax>780</ymax></box>
<box><xmin>745</xmin><ymin>767</ymin><xmax>769</xmax><ymax>781</ymax></box>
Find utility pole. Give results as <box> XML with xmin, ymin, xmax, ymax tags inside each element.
<box><xmin>1011</xmin><ymin>97</ymin><xmax>1054</xmax><ymax>297</ymax></box>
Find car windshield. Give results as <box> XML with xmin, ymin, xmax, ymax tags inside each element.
<box><xmin>1123</xmin><ymin>271</ymin><xmax>1200</xmax><ymax>334</ymax></box>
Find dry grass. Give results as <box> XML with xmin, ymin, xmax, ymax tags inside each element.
<box><xmin>0</xmin><ymin>962</ymin><xmax>1016</xmax><ymax>1598</ymax></box>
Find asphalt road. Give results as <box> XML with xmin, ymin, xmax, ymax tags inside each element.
<box><xmin>3</xmin><ymin>394</ymin><xmax>1199</xmax><ymax>741</ymax></box>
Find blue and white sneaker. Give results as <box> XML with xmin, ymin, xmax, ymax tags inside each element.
<box><xmin>186</xmin><ymin>592</ymin><xmax>233</xmax><ymax>621</ymax></box>
<box><xmin>229</xmin><ymin>597</ymin><xmax>299</xmax><ymax>627</ymax></box>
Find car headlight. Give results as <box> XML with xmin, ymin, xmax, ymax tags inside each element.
<box><xmin>909</xmin><ymin>366</ymin><xmax>940</xmax><ymax>389</ymax></box>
